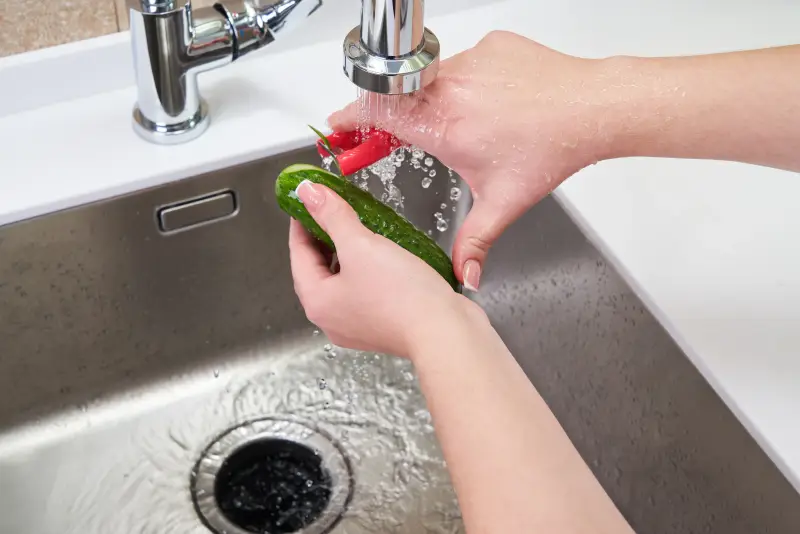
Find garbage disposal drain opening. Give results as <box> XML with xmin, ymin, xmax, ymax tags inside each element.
<box><xmin>215</xmin><ymin>438</ymin><xmax>332</xmax><ymax>533</ymax></box>
<box><xmin>192</xmin><ymin>418</ymin><xmax>352</xmax><ymax>534</ymax></box>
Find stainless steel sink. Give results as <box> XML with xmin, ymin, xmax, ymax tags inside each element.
<box><xmin>1</xmin><ymin>146</ymin><xmax>799</xmax><ymax>533</ymax></box>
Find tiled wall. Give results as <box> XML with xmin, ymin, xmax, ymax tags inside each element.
<box><xmin>0</xmin><ymin>0</ymin><xmax>216</xmax><ymax>58</ymax></box>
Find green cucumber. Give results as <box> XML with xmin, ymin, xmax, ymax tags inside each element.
<box><xmin>276</xmin><ymin>163</ymin><xmax>460</xmax><ymax>291</ymax></box>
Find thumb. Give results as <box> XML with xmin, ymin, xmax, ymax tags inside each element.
<box><xmin>452</xmin><ymin>199</ymin><xmax>515</xmax><ymax>292</ymax></box>
<box><xmin>295</xmin><ymin>180</ymin><xmax>368</xmax><ymax>246</ymax></box>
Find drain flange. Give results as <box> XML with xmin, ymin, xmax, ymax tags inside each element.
<box><xmin>191</xmin><ymin>418</ymin><xmax>352</xmax><ymax>534</ymax></box>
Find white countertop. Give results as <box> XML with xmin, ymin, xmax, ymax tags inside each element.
<box><xmin>2</xmin><ymin>0</ymin><xmax>799</xmax><ymax>492</ymax></box>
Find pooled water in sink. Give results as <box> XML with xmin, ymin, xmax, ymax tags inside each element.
<box><xmin>57</xmin><ymin>343</ymin><xmax>463</xmax><ymax>534</ymax></box>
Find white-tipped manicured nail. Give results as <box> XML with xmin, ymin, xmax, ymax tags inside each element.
<box><xmin>463</xmin><ymin>259</ymin><xmax>481</xmax><ymax>292</ymax></box>
<box><xmin>292</xmin><ymin>179</ymin><xmax>312</xmax><ymax>203</ymax></box>
<box><xmin>295</xmin><ymin>179</ymin><xmax>325</xmax><ymax>208</ymax></box>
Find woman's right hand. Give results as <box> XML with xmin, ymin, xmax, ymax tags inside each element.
<box><xmin>329</xmin><ymin>31</ymin><xmax>615</xmax><ymax>290</ymax></box>
<box><xmin>288</xmin><ymin>180</ymin><xmax>484</xmax><ymax>359</ymax></box>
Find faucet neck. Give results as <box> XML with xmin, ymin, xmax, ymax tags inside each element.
<box><xmin>360</xmin><ymin>0</ymin><xmax>424</xmax><ymax>58</ymax></box>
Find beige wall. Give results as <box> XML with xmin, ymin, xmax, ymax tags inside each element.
<box><xmin>0</xmin><ymin>0</ymin><xmax>215</xmax><ymax>58</ymax></box>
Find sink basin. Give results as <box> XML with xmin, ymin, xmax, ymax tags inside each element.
<box><xmin>1</xmin><ymin>145</ymin><xmax>798</xmax><ymax>533</ymax></box>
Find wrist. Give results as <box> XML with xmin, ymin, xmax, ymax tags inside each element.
<box><xmin>543</xmin><ymin>55</ymin><xmax>650</xmax><ymax>169</ymax></box>
<box><xmin>404</xmin><ymin>295</ymin><xmax>489</xmax><ymax>363</ymax></box>
<box><xmin>588</xmin><ymin>54</ymin><xmax>672</xmax><ymax>162</ymax></box>
<box><xmin>591</xmin><ymin>54</ymin><xmax>710</xmax><ymax>162</ymax></box>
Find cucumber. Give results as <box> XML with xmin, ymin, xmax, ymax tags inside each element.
<box><xmin>276</xmin><ymin>163</ymin><xmax>460</xmax><ymax>291</ymax></box>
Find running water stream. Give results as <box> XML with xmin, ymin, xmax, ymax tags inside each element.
<box><xmin>321</xmin><ymin>89</ymin><xmax>457</xmax><ymax>233</ymax></box>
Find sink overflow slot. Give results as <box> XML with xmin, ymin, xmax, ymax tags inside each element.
<box><xmin>156</xmin><ymin>189</ymin><xmax>238</xmax><ymax>234</ymax></box>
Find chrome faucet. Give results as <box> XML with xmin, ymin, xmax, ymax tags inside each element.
<box><xmin>128</xmin><ymin>0</ymin><xmax>322</xmax><ymax>144</ymax></box>
<box><xmin>343</xmin><ymin>0</ymin><xmax>440</xmax><ymax>95</ymax></box>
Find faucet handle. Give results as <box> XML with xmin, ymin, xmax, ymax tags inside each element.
<box><xmin>219</xmin><ymin>0</ymin><xmax>323</xmax><ymax>58</ymax></box>
<box><xmin>259</xmin><ymin>0</ymin><xmax>323</xmax><ymax>36</ymax></box>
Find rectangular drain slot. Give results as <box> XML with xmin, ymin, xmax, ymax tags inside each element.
<box><xmin>157</xmin><ymin>190</ymin><xmax>237</xmax><ymax>234</ymax></box>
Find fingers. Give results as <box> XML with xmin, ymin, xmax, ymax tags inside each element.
<box><xmin>326</xmin><ymin>86</ymin><xmax>446</xmax><ymax>152</ymax></box>
<box><xmin>288</xmin><ymin>219</ymin><xmax>333</xmax><ymax>295</ymax></box>
<box><xmin>295</xmin><ymin>180</ymin><xmax>369</xmax><ymax>246</ymax></box>
<box><xmin>451</xmin><ymin>200</ymin><xmax>515</xmax><ymax>292</ymax></box>
<box><xmin>326</xmin><ymin>100</ymin><xmax>360</xmax><ymax>132</ymax></box>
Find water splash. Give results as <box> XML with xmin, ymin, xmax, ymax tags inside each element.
<box><xmin>58</xmin><ymin>345</ymin><xmax>462</xmax><ymax>534</ymax></box>
<box><xmin>434</xmin><ymin>212</ymin><xmax>449</xmax><ymax>233</ymax></box>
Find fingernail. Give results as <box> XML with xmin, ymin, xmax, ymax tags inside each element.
<box><xmin>463</xmin><ymin>259</ymin><xmax>481</xmax><ymax>292</ymax></box>
<box><xmin>296</xmin><ymin>180</ymin><xmax>325</xmax><ymax>209</ymax></box>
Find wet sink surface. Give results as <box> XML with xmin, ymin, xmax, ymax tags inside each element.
<box><xmin>1</xmin><ymin>146</ymin><xmax>799</xmax><ymax>533</ymax></box>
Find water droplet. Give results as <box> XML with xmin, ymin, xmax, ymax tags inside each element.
<box><xmin>318</xmin><ymin>378</ymin><xmax>327</xmax><ymax>390</ymax></box>
<box><xmin>436</xmin><ymin>218</ymin><xmax>449</xmax><ymax>232</ymax></box>
<box><xmin>424</xmin><ymin>157</ymin><xmax>434</xmax><ymax>166</ymax></box>
<box><xmin>323</xmin><ymin>343</ymin><xmax>332</xmax><ymax>351</ymax></box>
<box><xmin>434</xmin><ymin>211</ymin><xmax>443</xmax><ymax>220</ymax></box>
<box><xmin>428</xmin><ymin>169</ymin><xmax>437</xmax><ymax>178</ymax></box>
<box><xmin>213</xmin><ymin>369</ymin><xmax>220</xmax><ymax>378</ymax></box>
<box><xmin>312</xmin><ymin>329</ymin><xmax>320</xmax><ymax>336</ymax></box>
<box><xmin>440</xmin><ymin>203</ymin><xmax>447</xmax><ymax>210</ymax></box>
<box><xmin>421</xmin><ymin>177</ymin><xmax>432</xmax><ymax>188</ymax></box>
<box><xmin>450</xmin><ymin>187</ymin><xmax>462</xmax><ymax>201</ymax></box>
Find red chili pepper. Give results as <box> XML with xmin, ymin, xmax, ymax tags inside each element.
<box><xmin>316</xmin><ymin>129</ymin><xmax>402</xmax><ymax>176</ymax></box>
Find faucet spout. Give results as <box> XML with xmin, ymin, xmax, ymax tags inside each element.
<box><xmin>128</xmin><ymin>0</ymin><xmax>322</xmax><ymax>145</ymax></box>
<box><xmin>360</xmin><ymin>0</ymin><xmax>424</xmax><ymax>58</ymax></box>
<box><xmin>344</xmin><ymin>0</ymin><xmax>440</xmax><ymax>95</ymax></box>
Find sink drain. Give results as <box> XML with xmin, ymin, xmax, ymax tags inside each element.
<box><xmin>191</xmin><ymin>418</ymin><xmax>352</xmax><ymax>534</ymax></box>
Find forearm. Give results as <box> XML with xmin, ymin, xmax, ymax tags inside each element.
<box><xmin>600</xmin><ymin>45</ymin><xmax>800</xmax><ymax>171</ymax></box>
<box><xmin>409</xmin><ymin>301</ymin><xmax>633</xmax><ymax>534</ymax></box>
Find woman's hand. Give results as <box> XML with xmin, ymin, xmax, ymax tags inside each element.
<box><xmin>328</xmin><ymin>31</ymin><xmax>613</xmax><ymax>290</ymax></box>
<box><xmin>331</xmin><ymin>33</ymin><xmax>800</xmax><ymax>292</ymax></box>
<box><xmin>288</xmin><ymin>180</ymin><xmax>482</xmax><ymax>358</ymax></box>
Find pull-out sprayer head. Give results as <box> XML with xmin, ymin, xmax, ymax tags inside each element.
<box><xmin>344</xmin><ymin>0</ymin><xmax>440</xmax><ymax>95</ymax></box>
